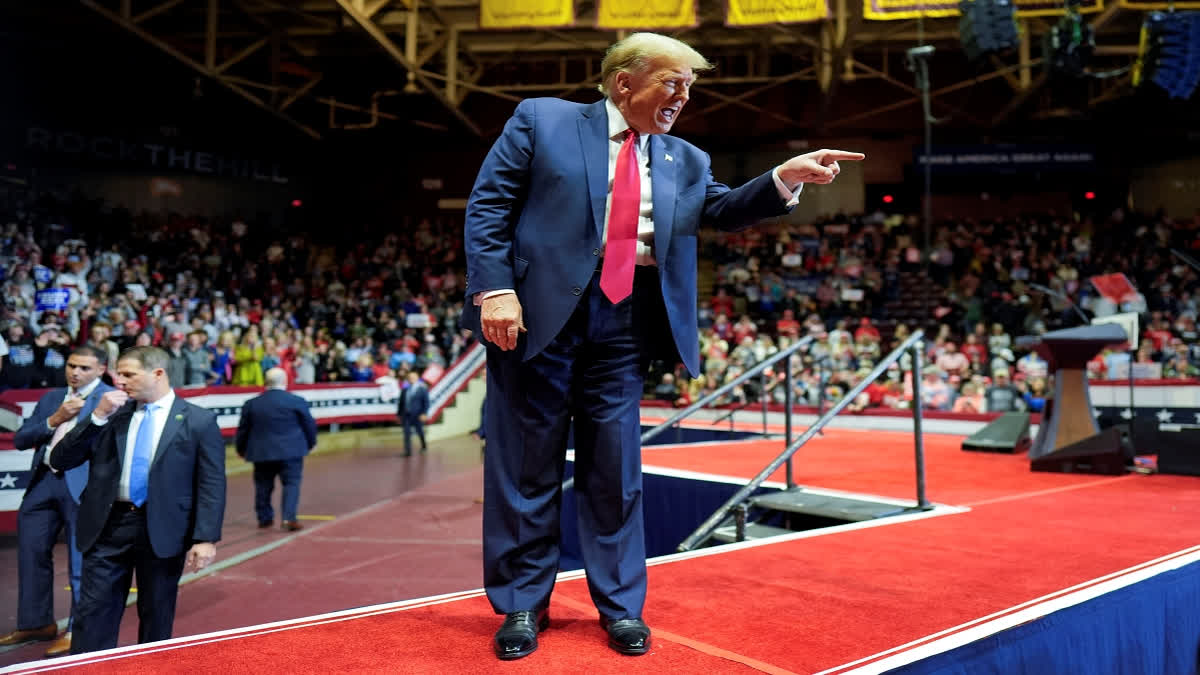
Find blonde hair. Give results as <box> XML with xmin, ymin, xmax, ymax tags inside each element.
<box><xmin>597</xmin><ymin>32</ymin><xmax>713</xmax><ymax>97</ymax></box>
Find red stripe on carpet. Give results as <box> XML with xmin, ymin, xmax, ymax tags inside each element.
<box><xmin>552</xmin><ymin>593</ymin><xmax>802</xmax><ymax>675</ymax></box>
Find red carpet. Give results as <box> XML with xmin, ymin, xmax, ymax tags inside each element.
<box><xmin>10</xmin><ymin>430</ymin><xmax>1200</xmax><ymax>674</ymax></box>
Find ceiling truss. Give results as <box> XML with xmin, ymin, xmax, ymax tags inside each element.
<box><xmin>79</xmin><ymin>0</ymin><xmax>1149</xmax><ymax>142</ymax></box>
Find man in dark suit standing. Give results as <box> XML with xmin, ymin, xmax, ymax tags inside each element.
<box><xmin>398</xmin><ymin>370</ymin><xmax>429</xmax><ymax>456</ymax></box>
<box><xmin>236</xmin><ymin>367</ymin><xmax>317</xmax><ymax>532</ymax></box>
<box><xmin>463</xmin><ymin>32</ymin><xmax>862</xmax><ymax>660</ymax></box>
<box><xmin>50</xmin><ymin>346</ymin><xmax>226</xmax><ymax>654</ymax></box>
<box><xmin>0</xmin><ymin>346</ymin><xmax>112</xmax><ymax>657</ymax></box>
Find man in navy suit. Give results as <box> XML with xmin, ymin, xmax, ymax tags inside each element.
<box><xmin>0</xmin><ymin>345</ymin><xmax>111</xmax><ymax>657</ymax></box>
<box><xmin>398</xmin><ymin>370</ymin><xmax>430</xmax><ymax>456</ymax></box>
<box><xmin>236</xmin><ymin>367</ymin><xmax>317</xmax><ymax>531</ymax></box>
<box><xmin>51</xmin><ymin>346</ymin><xmax>226</xmax><ymax>654</ymax></box>
<box><xmin>463</xmin><ymin>32</ymin><xmax>863</xmax><ymax>660</ymax></box>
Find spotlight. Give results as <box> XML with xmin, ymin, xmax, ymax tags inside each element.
<box><xmin>883</xmin><ymin>194</ymin><xmax>895</xmax><ymax>204</ymax></box>
<box><xmin>1044</xmin><ymin>6</ymin><xmax>1095</xmax><ymax>77</ymax></box>
<box><xmin>291</xmin><ymin>199</ymin><xmax>303</xmax><ymax>207</ymax></box>
<box><xmin>1084</xmin><ymin>191</ymin><xmax>1096</xmax><ymax>200</ymax></box>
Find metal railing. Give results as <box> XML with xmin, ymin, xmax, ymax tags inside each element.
<box><xmin>676</xmin><ymin>329</ymin><xmax>929</xmax><ymax>552</ymax></box>
<box><xmin>562</xmin><ymin>335</ymin><xmax>814</xmax><ymax>493</ymax></box>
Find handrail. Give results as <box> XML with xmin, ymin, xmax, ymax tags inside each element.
<box><xmin>641</xmin><ymin>335</ymin><xmax>814</xmax><ymax>445</ymax></box>
<box><xmin>676</xmin><ymin>329</ymin><xmax>928</xmax><ymax>552</ymax></box>
<box><xmin>562</xmin><ymin>335</ymin><xmax>814</xmax><ymax>492</ymax></box>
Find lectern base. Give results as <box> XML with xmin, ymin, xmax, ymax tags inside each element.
<box><xmin>1030</xmin><ymin>427</ymin><xmax>1129</xmax><ymax>475</ymax></box>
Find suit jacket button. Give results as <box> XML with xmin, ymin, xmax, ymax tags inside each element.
<box><xmin>592</xmin><ymin>248</ymin><xmax>600</xmax><ymax>256</ymax></box>
<box><xmin>572</xmin><ymin>287</ymin><xmax>582</xmax><ymax>295</ymax></box>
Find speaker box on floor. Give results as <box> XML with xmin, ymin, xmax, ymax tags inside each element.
<box><xmin>1030</xmin><ymin>426</ymin><xmax>1129</xmax><ymax>475</ymax></box>
<box><xmin>1154</xmin><ymin>425</ymin><xmax>1200</xmax><ymax>476</ymax></box>
<box><xmin>962</xmin><ymin>412</ymin><xmax>1031</xmax><ymax>453</ymax></box>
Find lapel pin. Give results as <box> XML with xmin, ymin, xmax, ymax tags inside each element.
<box><xmin>175</xmin><ymin>414</ymin><xmax>184</xmax><ymax>421</ymax></box>
<box><xmin>664</xmin><ymin>153</ymin><xmax>673</xmax><ymax>162</ymax></box>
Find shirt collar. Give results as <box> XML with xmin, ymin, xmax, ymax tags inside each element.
<box><xmin>142</xmin><ymin>389</ymin><xmax>176</xmax><ymax>413</ymax></box>
<box><xmin>604</xmin><ymin>98</ymin><xmax>650</xmax><ymax>153</ymax></box>
<box><xmin>72</xmin><ymin>378</ymin><xmax>101</xmax><ymax>400</ymax></box>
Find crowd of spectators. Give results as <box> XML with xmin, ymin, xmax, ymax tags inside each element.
<box><xmin>0</xmin><ymin>187</ymin><xmax>475</xmax><ymax>393</ymax></box>
<box><xmin>3</xmin><ymin>186</ymin><xmax>1198</xmax><ymax>419</ymax></box>
<box><xmin>647</xmin><ymin>207</ymin><xmax>1200</xmax><ymax>412</ymax></box>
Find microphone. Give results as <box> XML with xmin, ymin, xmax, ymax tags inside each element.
<box><xmin>1028</xmin><ymin>282</ymin><xmax>1089</xmax><ymax>325</ymax></box>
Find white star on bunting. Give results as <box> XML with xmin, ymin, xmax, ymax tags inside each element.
<box><xmin>1156</xmin><ymin>409</ymin><xmax>1174</xmax><ymax>424</ymax></box>
<box><xmin>1120</xmin><ymin>408</ymin><xmax>1133</xmax><ymax>420</ymax></box>
<box><xmin>0</xmin><ymin>473</ymin><xmax>17</xmax><ymax>489</ymax></box>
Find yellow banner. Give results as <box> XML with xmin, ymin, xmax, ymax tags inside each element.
<box><xmin>1119</xmin><ymin>0</ymin><xmax>1200</xmax><ymax>8</ymax></box>
<box><xmin>727</xmin><ymin>0</ymin><xmax>830</xmax><ymax>25</ymax></box>
<box><xmin>480</xmin><ymin>0</ymin><xmax>573</xmax><ymax>29</ymax></box>
<box><xmin>597</xmin><ymin>0</ymin><xmax>697</xmax><ymax>29</ymax></box>
<box><xmin>864</xmin><ymin>0</ymin><xmax>1104</xmax><ymax>20</ymax></box>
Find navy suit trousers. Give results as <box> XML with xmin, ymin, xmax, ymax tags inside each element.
<box><xmin>483</xmin><ymin>267</ymin><xmax>662</xmax><ymax>621</ymax></box>
<box><xmin>17</xmin><ymin>469</ymin><xmax>82</xmax><ymax>631</ymax></box>
<box><xmin>253</xmin><ymin>459</ymin><xmax>304</xmax><ymax>523</ymax></box>
<box><xmin>71</xmin><ymin>507</ymin><xmax>185</xmax><ymax>653</ymax></box>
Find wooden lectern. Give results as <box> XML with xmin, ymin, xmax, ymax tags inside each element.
<box><xmin>1026</xmin><ymin>324</ymin><xmax>1129</xmax><ymax>474</ymax></box>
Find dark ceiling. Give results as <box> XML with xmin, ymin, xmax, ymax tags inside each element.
<box><xmin>3</xmin><ymin>0</ymin><xmax>1198</xmax><ymax>153</ymax></box>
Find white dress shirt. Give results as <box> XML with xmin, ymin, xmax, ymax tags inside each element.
<box><xmin>90</xmin><ymin>390</ymin><xmax>176</xmax><ymax>501</ymax></box>
<box><xmin>43</xmin><ymin>378</ymin><xmax>102</xmax><ymax>469</ymax></box>
<box><xmin>476</xmin><ymin>99</ymin><xmax>802</xmax><ymax>303</ymax></box>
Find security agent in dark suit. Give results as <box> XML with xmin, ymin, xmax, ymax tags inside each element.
<box><xmin>464</xmin><ymin>32</ymin><xmax>862</xmax><ymax>659</ymax></box>
<box><xmin>0</xmin><ymin>345</ymin><xmax>112</xmax><ymax>658</ymax></box>
<box><xmin>236</xmin><ymin>367</ymin><xmax>317</xmax><ymax>531</ymax></box>
<box><xmin>51</xmin><ymin>346</ymin><xmax>226</xmax><ymax>654</ymax></box>
<box><xmin>397</xmin><ymin>370</ymin><xmax>430</xmax><ymax>456</ymax></box>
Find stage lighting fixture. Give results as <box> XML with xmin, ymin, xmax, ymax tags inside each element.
<box><xmin>883</xmin><ymin>194</ymin><xmax>895</xmax><ymax>204</ymax></box>
<box><xmin>958</xmin><ymin>0</ymin><xmax>1020</xmax><ymax>61</ymax></box>
<box><xmin>1044</xmin><ymin>8</ymin><xmax>1095</xmax><ymax>76</ymax></box>
<box><xmin>1134</xmin><ymin>12</ymin><xmax>1200</xmax><ymax>100</ymax></box>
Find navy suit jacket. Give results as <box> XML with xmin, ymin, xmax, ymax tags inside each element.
<box><xmin>51</xmin><ymin>395</ymin><xmax>227</xmax><ymax>558</ymax></box>
<box><xmin>400</xmin><ymin>382</ymin><xmax>430</xmax><ymax>417</ymax></box>
<box><xmin>235</xmin><ymin>388</ymin><xmax>317</xmax><ymax>463</ymax></box>
<box><xmin>462</xmin><ymin>97</ymin><xmax>791</xmax><ymax>376</ymax></box>
<box><xmin>13</xmin><ymin>381</ymin><xmax>114</xmax><ymax>503</ymax></box>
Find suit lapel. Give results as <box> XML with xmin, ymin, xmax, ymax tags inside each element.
<box><xmin>578</xmin><ymin>99</ymin><xmax>611</xmax><ymax>241</ymax></box>
<box><xmin>151</xmin><ymin>397</ymin><xmax>188</xmax><ymax>472</ymax></box>
<box><xmin>79</xmin><ymin>384</ymin><xmax>107</xmax><ymax>420</ymax></box>
<box><xmin>648</xmin><ymin>134</ymin><xmax>676</xmax><ymax>267</ymax></box>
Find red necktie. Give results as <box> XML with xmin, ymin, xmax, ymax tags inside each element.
<box><xmin>600</xmin><ymin>129</ymin><xmax>639</xmax><ymax>303</ymax></box>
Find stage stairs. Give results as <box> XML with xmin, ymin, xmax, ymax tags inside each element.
<box><xmin>711</xmin><ymin>487</ymin><xmax>918</xmax><ymax>543</ymax></box>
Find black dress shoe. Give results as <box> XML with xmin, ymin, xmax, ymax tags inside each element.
<box><xmin>493</xmin><ymin>610</ymin><xmax>549</xmax><ymax>660</ymax></box>
<box><xmin>600</xmin><ymin>617</ymin><xmax>651</xmax><ymax>655</ymax></box>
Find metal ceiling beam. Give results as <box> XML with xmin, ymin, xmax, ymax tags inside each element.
<box><xmin>694</xmin><ymin>69</ymin><xmax>813</xmax><ymax>116</ymax></box>
<box><xmin>80</xmin><ymin>0</ymin><xmax>322</xmax><ymax>139</ymax></box>
<box><xmin>214</xmin><ymin>36</ymin><xmax>268</xmax><ymax>74</ymax></box>
<box><xmin>335</xmin><ymin>0</ymin><xmax>482</xmax><ymax>136</ymax></box>
<box><xmin>691</xmin><ymin>85</ymin><xmax>804</xmax><ymax>128</ymax></box>
<box><xmin>133</xmin><ymin>0</ymin><xmax>184</xmax><ymax>24</ymax></box>
<box><xmin>280</xmin><ymin>74</ymin><xmax>323</xmax><ymax>110</ymax></box>
<box><xmin>829</xmin><ymin>60</ymin><xmax>1041</xmax><ymax>128</ymax></box>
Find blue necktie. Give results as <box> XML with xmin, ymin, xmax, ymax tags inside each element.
<box><xmin>129</xmin><ymin>403</ymin><xmax>157</xmax><ymax>507</ymax></box>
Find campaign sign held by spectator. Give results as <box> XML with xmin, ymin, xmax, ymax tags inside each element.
<box><xmin>34</xmin><ymin>288</ymin><xmax>70</xmax><ymax>311</ymax></box>
<box><xmin>33</xmin><ymin>265</ymin><xmax>53</xmax><ymax>285</ymax></box>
